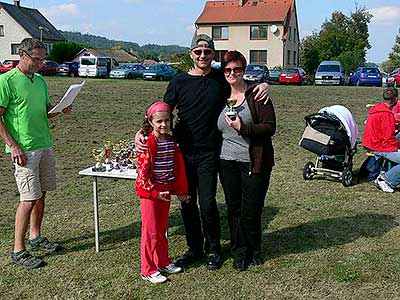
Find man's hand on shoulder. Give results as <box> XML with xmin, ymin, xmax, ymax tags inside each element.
<box><xmin>253</xmin><ymin>82</ymin><xmax>270</xmax><ymax>103</ymax></box>
<box><xmin>135</xmin><ymin>129</ymin><xmax>148</xmax><ymax>153</ymax></box>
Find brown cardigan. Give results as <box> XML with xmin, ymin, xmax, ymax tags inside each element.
<box><xmin>238</xmin><ymin>85</ymin><xmax>276</xmax><ymax>174</ymax></box>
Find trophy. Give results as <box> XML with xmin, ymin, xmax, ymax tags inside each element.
<box><xmin>92</xmin><ymin>148</ymin><xmax>105</xmax><ymax>171</ymax></box>
<box><xmin>104</xmin><ymin>141</ymin><xmax>113</xmax><ymax>171</ymax></box>
<box><xmin>112</xmin><ymin>143</ymin><xmax>122</xmax><ymax>171</ymax></box>
<box><xmin>226</xmin><ymin>98</ymin><xmax>237</xmax><ymax>120</ymax></box>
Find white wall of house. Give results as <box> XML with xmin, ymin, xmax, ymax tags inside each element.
<box><xmin>283</xmin><ymin>6</ymin><xmax>300</xmax><ymax>68</ymax></box>
<box><xmin>0</xmin><ymin>8</ymin><xmax>31</xmax><ymax>62</ymax></box>
<box><xmin>197</xmin><ymin>23</ymin><xmax>287</xmax><ymax>69</ymax></box>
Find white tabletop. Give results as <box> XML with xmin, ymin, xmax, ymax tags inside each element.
<box><xmin>79</xmin><ymin>167</ymin><xmax>137</xmax><ymax>180</ymax></box>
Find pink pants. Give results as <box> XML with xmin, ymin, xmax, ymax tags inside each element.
<box><xmin>140</xmin><ymin>188</ymin><xmax>171</xmax><ymax>275</ymax></box>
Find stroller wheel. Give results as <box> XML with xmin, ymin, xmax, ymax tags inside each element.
<box><xmin>342</xmin><ymin>168</ymin><xmax>353</xmax><ymax>187</ymax></box>
<box><xmin>303</xmin><ymin>162</ymin><xmax>315</xmax><ymax>180</ymax></box>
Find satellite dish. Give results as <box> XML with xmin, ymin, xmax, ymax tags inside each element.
<box><xmin>270</xmin><ymin>25</ymin><xmax>278</xmax><ymax>34</ymax></box>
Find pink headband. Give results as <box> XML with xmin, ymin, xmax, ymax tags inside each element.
<box><xmin>146</xmin><ymin>102</ymin><xmax>171</xmax><ymax>118</ymax></box>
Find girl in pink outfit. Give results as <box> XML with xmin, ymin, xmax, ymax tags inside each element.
<box><xmin>135</xmin><ymin>102</ymin><xmax>190</xmax><ymax>284</ymax></box>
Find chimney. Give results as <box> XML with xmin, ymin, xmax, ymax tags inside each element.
<box><xmin>14</xmin><ymin>1</ymin><xmax>20</xmax><ymax>8</ymax></box>
<box><xmin>239</xmin><ymin>0</ymin><xmax>247</xmax><ymax>6</ymax></box>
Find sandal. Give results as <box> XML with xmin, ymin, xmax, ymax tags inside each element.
<box><xmin>27</xmin><ymin>236</ymin><xmax>62</xmax><ymax>253</ymax></box>
<box><xmin>11</xmin><ymin>250</ymin><xmax>44</xmax><ymax>269</ymax></box>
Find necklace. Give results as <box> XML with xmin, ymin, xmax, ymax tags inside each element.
<box><xmin>16</xmin><ymin>66</ymin><xmax>34</xmax><ymax>83</ymax></box>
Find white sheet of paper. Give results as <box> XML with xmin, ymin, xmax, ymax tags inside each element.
<box><xmin>48</xmin><ymin>81</ymin><xmax>85</xmax><ymax>114</ymax></box>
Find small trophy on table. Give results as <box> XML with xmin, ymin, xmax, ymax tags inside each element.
<box><xmin>104</xmin><ymin>140</ymin><xmax>113</xmax><ymax>171</ymax></box>
<box><xmin>92</xmin><ymin>148</ymin><xmax>105</xmax><ymax>172</ymax></box>
<box><xmin>226</xmin><ymin>98</ymin><xmax>237</xmax><ymax>120</ymax></box>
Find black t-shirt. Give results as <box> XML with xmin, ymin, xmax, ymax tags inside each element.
<box><xmin>164</xmin><ymin>68</ymin><xmax>229</xmax><ymax>152</ymax></box>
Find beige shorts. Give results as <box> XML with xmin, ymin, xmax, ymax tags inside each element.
<box><xmin>14</xmin><ymin>147</ymin><xmax>56</xmax><ymax>201</ymax></box>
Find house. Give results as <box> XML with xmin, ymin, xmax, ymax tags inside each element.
<box><xmin>0</xmin><ymin>0</ymin><xmax>66</xmax><ymax>62</ymax></box>
<box><xmin>73</xmin><ymin>48</ymin><xmax>140</xmax><ymax>64</ymax></box>
<box><xmin>194</xmin><ymin>0</ymin><xmax>300</xmax><ymax>68</ymax></box>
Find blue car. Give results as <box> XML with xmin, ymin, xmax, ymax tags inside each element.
<box><xmin>57</xmin><ymin>62</ymin><xmax>79</xmax><ymax>77</ymax></box>
<box><xmin>349</xmin><ymin>67</ymin><xmax>382</xmax><ymax>86</ymax></box>
<box><xmin>143</xmin><ymin>63</ymin><xmax>177</xmax><ymax>81</ymax></box>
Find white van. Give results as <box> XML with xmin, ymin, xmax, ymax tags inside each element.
<box><xmin>314</xmin><ymin>61</ymin><xmax>345</xmax><ymax>85</ymax></box>
<box><xmin>78</xmin><ymin>56</ymin><xmax>119</xmax><ymax>77</ymax></box>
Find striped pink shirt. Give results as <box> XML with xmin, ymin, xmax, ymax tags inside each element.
<box><xmin>152</xmin><ymin>138</ymin><xmax>176</xmax><ymax>183</ymax></box>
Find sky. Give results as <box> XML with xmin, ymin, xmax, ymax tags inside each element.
<box><xmin>5</xmin><ymin>0</ymin><xmax>400</xmax><ymax>63</ymax></box>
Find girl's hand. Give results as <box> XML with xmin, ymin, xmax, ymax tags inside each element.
<box><xmin>225</xmin><ymin>115</ymin><xmax>241</xmax><ymax>131</ymax></box>
<box><xmin>158</xmin><ymin>191</ymin><xmax>170</xmax><ymax>201</ymax></box>
<box><xmin>177</xmin><ymin>194</ymin><xmax>190</xmax><ymax>203</ymax></box>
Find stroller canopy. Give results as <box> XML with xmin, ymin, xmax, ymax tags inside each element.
<box><xmin>319</xmin><ymin>105</ymin><xmax>359</xmax><ymax>149</ymax></box>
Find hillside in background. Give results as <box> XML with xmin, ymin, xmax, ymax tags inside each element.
<box><xmin>61</xmin><ymin>31</ymin><xmax>189</xmax><ymax>61</ymax></box>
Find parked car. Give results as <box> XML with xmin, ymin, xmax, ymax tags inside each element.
<box><xmin>268</xmin><ymin>69</ymin><xmax>282</xmax><ymax>84</ymax></box>
<box><xmin>387</xmin><ymin>68</ymin><xmax>400</xmax><ymax>88</ymax></box>
<box><xmin>109</xmin><ymin>63</ymin><xmax>145</xmax><ymax>79</ymax></box>
<box><xmin>279</xmin><ymin>67</ymin><xmax>310</xmax><ymax>85</ymax></box>
<box><xmin>78</xmin><ymin>56</ymin><xmax>119</xmax><ymax>77</ymax></box>
<box><xmin>0</xmin><ymin>59</ymin><xmax>19</xmax><ymax>73</ymax></box>
<box><xmin>57</xmin><ymin>61</ymin><xmax>79</xmax><ymax>77</ymax></box>
<box><xmin>143</xmin><ymin>63</ymin><xmax>176</xmax><ymax>81</ymax></box>
<box><xmin>243</xmin><ymin>64</ymin><xmax>269</xmax><ymax>83</ymax></box>
<box><xmin>348</xmin><ymin>67</ymin><xmax>382</xmax><ymax>86</ymax></box>
<box><xmin>38</xmin><ymin>61</ymin><xmax>59</xmax><ymax>76</ymax></box>
<box><xmin>314</xmin><ymin>61</ymin><xmax>345</xmax><ymax>85</ymax></box>
<box><xmin>381</xmin><ymin>72</ymin><xmax>388</xmax><ymax>87</ymax></box>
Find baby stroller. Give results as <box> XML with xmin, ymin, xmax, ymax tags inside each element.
<box><xmin>299</xmin><ymin>105</ymin><xmax>359</xmax><ymax>187</ymax></box>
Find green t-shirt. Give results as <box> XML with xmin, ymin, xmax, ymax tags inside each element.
<box><xmin>0</xmin><ymin>68</ymin><xmax>52</xmax><ymax>153</ymax></box>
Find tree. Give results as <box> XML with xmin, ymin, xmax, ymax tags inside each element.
<box><xmin>388</xmin><ymin>34</ymin><xmax>400</xmax><ymax>69</ymax></box>
<box><xmin>299</xmin><ymin>7</ymin><xmax>372</xmax><ymax>75</ymax></box>
<box><xmin>49</xmin><ymin>41</ymin><xmax>86</xmax><ymax>63</ymax></box>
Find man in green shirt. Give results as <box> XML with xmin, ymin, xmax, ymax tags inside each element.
<box><xmin>0</xmin><ymin>38</ymin><xmax>72</xmax><ymax>269</ymax></box>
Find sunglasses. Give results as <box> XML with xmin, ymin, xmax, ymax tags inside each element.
<box><xmin>23</xmin><ymin>50</ymin><xmax>47</xmax><ymax>64</ymax></box>
<box><xmin>224</xmin><ymin>67</ymin><xmax>243</xmax><ymax>75</ymax></box>
<box><xmin>192</xmin><ymin>49</ymin><xmax>213</xmax><ymax>56</ymax></box>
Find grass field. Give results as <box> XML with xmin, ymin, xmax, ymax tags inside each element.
<box><xmin>0</xmin><ymin>77</ymin><xmax>399</xmax><ymax>300</ymax></box>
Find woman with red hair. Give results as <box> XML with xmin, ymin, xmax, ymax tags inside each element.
<box><xmin>217</xmin><ymin>50</ymin><xmax>276</xmax><ymax>271</ymax></box>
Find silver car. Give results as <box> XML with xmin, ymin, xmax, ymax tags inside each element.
<box><xmin>109</xmin><ymin>63</ymin><xmax>144</xmax><ymax>79</ymax></box>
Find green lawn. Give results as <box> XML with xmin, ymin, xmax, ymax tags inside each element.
<box><xmin>0</xmin><ymin>78</ymin><xmax>399</xmax><ymax>300</ymax></box>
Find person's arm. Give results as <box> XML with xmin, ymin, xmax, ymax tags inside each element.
<box><xmin>239</xmin><ymin>100</ymin><xmax>276</xmax><ymax>138</ymax></box>
<box><xmin>0</xmin><ymin>107</ymin><xmax>26</xmax><ymax>166</ymax></box>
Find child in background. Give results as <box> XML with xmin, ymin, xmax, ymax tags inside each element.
<box><xmin>135</xmin><ymin>101</ymin><xmax>190</xmax><ymax>284</ymax></box>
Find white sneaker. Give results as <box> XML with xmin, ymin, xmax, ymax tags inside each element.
<box><xmin>159</xmin><ymin>263</ymin><xmax>182</xmax><ymax>274</ymax></box>
<box><xmin>141</xmin><ymin>271</ymin><xmax>167</xmax><ymax>284</ymax></box>
<box><xmin>374</xmin><ymin>174</ymin><xmax>394</xmax><ymax>193</ymax></box>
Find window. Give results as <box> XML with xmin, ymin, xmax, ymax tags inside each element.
<box><xmin>214</xmin><ymin>50</ymin><xmax>228</xmax><ymax>62</ymax></box>
<box><xmin>294</xmin><ymin>28</ymin><xmax>297</xmax><ymax>42</ymax></box>
<box><xmin>250</xmin><ymin>50</ymin><xmax>268</xmax><ymax>63</ymax></box>
<box><xmin>293</xmin><ymin>51</ymin><xmax>297</xmax><ymax>65</ymax></box>
<box><xmin>212</xmin><ymin>26</ymin><xmax>229</xmax><ymax>40</ymax></box>
<box><xmin>11</xmin><ymin>43</ymin><xmax>20</xmax><ymax>55</ymax></box>
<box><xmin>0</xmin><ymin>25</ymin><xmax>4</xmax><ymax>36</ymax></box>
<box><xmin>287</xmin><ymin>50</ymin><xmax>291</xmax><ymax>65</ymax></box>
<box><xmin>288</xmin><ymin>27</ymin><xmax>292</xmax><ymax>41</ymax></box>
<box><xmin>250</xmin><ymin>25</ymin><xmax>268</xmax><ymax>40</ymax></box>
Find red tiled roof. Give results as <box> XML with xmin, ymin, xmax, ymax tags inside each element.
<box><xmin>196</xmin><ymin>0</ymin><xmax>294</xmax><ymax>24</ymax></box>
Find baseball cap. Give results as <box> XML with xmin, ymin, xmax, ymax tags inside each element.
<box><xmin>190</xmin><ymin>34</ymin><xmax>215</xmax><ymax>51</ymax></box>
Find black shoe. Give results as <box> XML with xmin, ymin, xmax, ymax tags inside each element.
<box><xmin>206</xmin><ymin>252</ymin><xmax>221</xmax><ymax>270</ymax></box>
<box><xmin>252</xmin><ymin>257</ymin><xmax>263</xmax><ymax>266</ymax></box>
<box><xmin>175</xmin><ymin>250</ymin><xmax>204</xmax><ymax>268</ymax></box>
<box><xmin>233</xmin><ymin>259</ymin><xmax>247</xmax><ymax>271</ymax></box>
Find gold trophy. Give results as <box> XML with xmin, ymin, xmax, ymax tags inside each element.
<box><xmin>226</xmin><ymin>98</ymin><xmax>237</xmax><ymax>120</ymax></box>
<box><xmin>92</xmin><ymin>148</ymin><xmax>105</xmax><ymax>171</ymax></box>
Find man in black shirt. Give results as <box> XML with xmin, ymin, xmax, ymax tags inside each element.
<box><xmin>136</xmin><ymin>34</ymin><xmax>269</xmax><ymax>270</ymax></box>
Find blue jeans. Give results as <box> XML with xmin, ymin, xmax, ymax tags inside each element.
<box><xmin>372</xmin><ymin>150</ymin><xmax>400</xmax><ymax>187</ymax></box>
